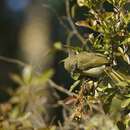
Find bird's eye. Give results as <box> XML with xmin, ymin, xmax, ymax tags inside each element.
<box><xmin>71</xmin><ymin>64</ymin><xmax>77</xmax><ymax>72</ymax></box>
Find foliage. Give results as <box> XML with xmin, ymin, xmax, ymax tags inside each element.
<box><xmin>63</xmin><ymin>0</ymin><xmax>130</xmax><ymax>130</ymax></box>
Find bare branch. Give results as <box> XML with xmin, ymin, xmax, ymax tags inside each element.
<box><xmin>65</xmin><ymin>0</ymin><xmax>86</xmax><ymax>45</ymax></box>
<box><xmin>42</xmin><ymin>4</ymin><xmax>70</xmax><ymax>32</ymax></box>
<box><xmin>48</xmin><ymin>79</ymin><xmax>77</xmax><ymax>97</ymax></box>
<box><xmin>0</xmin><ymin>56</ymin><xmax>27</xmax><ymax>67</ymax></box>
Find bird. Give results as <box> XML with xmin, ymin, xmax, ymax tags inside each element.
<box><xmin>64</xmin><ymin>51</ymin><xmax>109</xmax><ymax>78</ymax></box>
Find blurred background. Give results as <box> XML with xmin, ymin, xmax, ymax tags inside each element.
<box><xmin>0</xmin><ymin>0</ymin><xmax>71</xmax><ymax>102</ymax></box>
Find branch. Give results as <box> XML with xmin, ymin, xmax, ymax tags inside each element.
<box><xmin>0</xmin><ymin>56</ymin><xmax>27</xmax><ymax>67</ymax></box>
<box><xmin>48</xmin><ymin>80</ymin><xmax>77</xmax><ymax>97</ymax></box>
<box><xmin>65</xmin><ymin>0</ymin><xmax>86</xmax><ymax>45</ymax></box>
<box><xmin>42</xmin><ymin>4</ymin><xmax>70</xmax><ymax>32</ymax></box>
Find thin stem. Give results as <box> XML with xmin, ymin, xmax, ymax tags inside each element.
<box><xmin>42</xmin><ymin>4</ymin><xmax>70</xmax><ymax>32</ymax></box>
<box><xmin>48</xmin><ymin>80</ymin><xmax>77</xmax><ymax>97</ymax></box>
<box><xmin>0</xmin><ymin>56</ymin><xmax>27</xmax><ymax>67</ymax></box>
<box><xmin>65</xmin><ymin>0</ymin><xmax>86</xmax><ymax>45</ymax></box>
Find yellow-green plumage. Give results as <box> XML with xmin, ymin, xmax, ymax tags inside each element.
<box><xmin>64</xmin><ymin>52</ymin><xmax>109</xmax><ymax>77</ymax></box>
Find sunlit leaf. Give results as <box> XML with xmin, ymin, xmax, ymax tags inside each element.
<box><xmin>33</xmin><ymin>69</ymin><xmax>54</xmax><ymax>85</ymax></box>
<box><xmin>121</xmin><ymin>98</ymin><xmax>130</xmax><ymax>108</ymax></box>
<box><xmin>69</xmin><ymin>80</ymin><xmax>80</xmax><ymax>92</ymax></box>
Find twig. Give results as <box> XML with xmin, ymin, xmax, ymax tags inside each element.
<box><xmin>0</xmin><ymin>56</ymin><xmax>27</xmax><ymax>67</ymax></box>
<box><xmin>65</xmin><ymin>0</ymin><xmax>86</xmax><ymax>45</ymax></box>
<box><xmin>67</xmin><ymin>31</ymin><xmax>75</xmax><ymax>45</ymax></box>
<box><xmin>48</xmin><ymin>80</ymin><xmax>77</xmax><ymax>97</ymax></box>
<box><xmin>42</xmin><ymin>4</ymin><xmax>70</xmax><ymax>32</ymax></box>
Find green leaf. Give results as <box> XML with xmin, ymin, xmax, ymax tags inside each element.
<box><xmin>11</xmin><ymin>74</ymin><xmax>24</xmax><ymax>85</ymax></box>
<box><xmin>69</xmin><ymin>80</ymin><xmax>81</xmax><ymax>92</ymax></box>
<box><xmin>121</xmin><ymin>98</ymin><xmax>130</xmax><ymax>108</ymax></box>
<box><xmin>121</xmin><ymin>37</ymin><xmax>130</xmax><ymax>45</ymax></box>
<box><xmin>109</xmin><ymin>97</ymin><xmax>122</xmax><ymax>122</ymax></box>
<box><xmin>54</xmin><ymin>42</ymin><xmax>62</xmax><ymax>50</ymax></box>
<box><xmin>71</xmin><ymin>72</ymin><xmax>80</xmax><ymax>80</ymax></box>
<box><xmin>33</xmin><ymin>69</ymin><xmax>54</xmax><ymax>85</ymax></box>
<box><xmin>22</xmin><ymin>65</ymin><xmax>33</xmax><ymax>84</ymax></box>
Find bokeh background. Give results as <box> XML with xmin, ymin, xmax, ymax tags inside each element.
<box><xmin>0</xmin><ymin>0</ymin><xmax>71</xmax><ymax>102</ymax></box>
